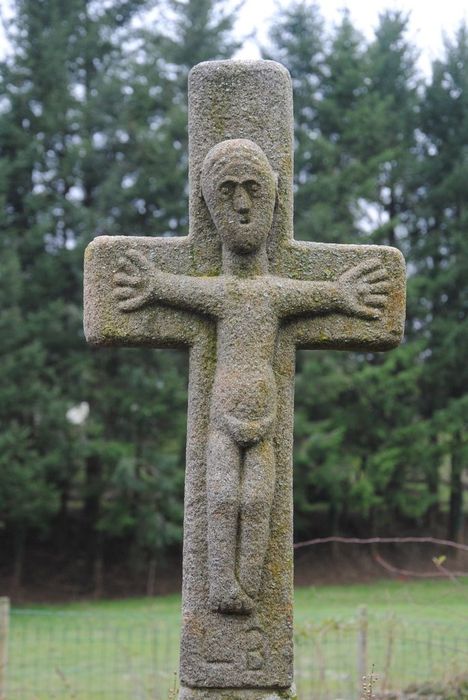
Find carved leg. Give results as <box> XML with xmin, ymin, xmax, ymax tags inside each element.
<box><xmin>238</xmin><ymin>438</ymin><xmax>276</xmax><ymax>601</ymax></box>
<box><xmin>206</xmin><ymin>429</ymin><xmax>253</xmax><ymax>614</ymax></box>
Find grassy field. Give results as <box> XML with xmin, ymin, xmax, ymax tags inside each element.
<box><xmin>7</xmin><ymin>580</ymin><xmax>468</xmax><ymax>699</ymax></box>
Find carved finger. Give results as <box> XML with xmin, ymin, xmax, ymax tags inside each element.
<box><xmin>117</xmin><ymin>255</ymin><xmax>136</xmax><ymax>274</ymax></box>
<box><xmin>117</xmin><ymin>249</ymin><xmax>149</xmax><ymax>274</ymax></box>
<box><xmin>114</xmin><ymin>286</ymin><xmax>136</xmax><ymax>300</ymax></box>
<box><xmin>125</xmin><ymin>248</ymin><xmax>150</xmax><ymax>271</ymax></box>
<box><xmin>114</xmin><ymin>272</ymin><xmax>140</xmax><ymax>287</ymax></box>
<box><xmin>117</xmin><ymin>295</ymin><xmax>146</xmax><ymax>312</ymax></box>
<box><xmin>366</xmin><ymin>281</ymin><xmax>390</xmax><ymax>293</ymax></box>
<box><xmin>354</xmin><ymin>259</ymin><xmax>383</xmax><ymax>277</ymax></box>
<box><xmin>341</xmin><ymin>258</ymin><xmax>381</xmax><ymax>282</ymax></box>
<box><xmin>364</xmin><ymin>268</ymin><xmax>389</xmax><ymax>283</ymax></box>
<box><xmin>363</xmin><ymin>294</ymin><xmax>387</xmax><ymax>308</ymax></box>
<box><xmin>356</xmin><ymin>305</ymin><xmax>381</xmax><ymax>320</ymax></box>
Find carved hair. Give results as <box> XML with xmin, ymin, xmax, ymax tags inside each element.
<box><xmin>201</xmin><ymin>139</ymin><xmax>277</xmax><ymax>195</ymax></box>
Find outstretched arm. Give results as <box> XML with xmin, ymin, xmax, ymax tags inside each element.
<box><xmin>275</xmin><ymin>259</ymin><xmax>390</xmax><ymax>321</ymax></box>
<box><xmin>113</xmin><ymin>249</ymin><xmax>223</xmax><ymax>316</ymax></box>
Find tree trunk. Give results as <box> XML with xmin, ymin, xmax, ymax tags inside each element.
<box><xmin>328</xmin><ymin>501</ymin><xmax>340</xmax><ymax>559</ymax></box>
<box><xmin>10</xmin><ymin>529</ymin><xmax>26</xmax><ymax>597</ymax></box>
<box><xmin>146</xmin><ymin>557</ymin><xmax>157</xmax><ymax>597</ymax></box>
<box><xmin>83</xmin><ymin>453</ymin><xmax>104</xmax><ymax>595</ymax></box>
<box><xmin>93</xmin><ymin>532</ymin><xmax>104</xmax><ymax>599</ymax></box>
<box><xmin>447</xmin><ymin>431</ymin><xmax>464</xmax><ymax>560</ymax></box>
<box><xmin>425</xmin><ymin>435</ymin><xmax>440</xmax><ymax>530</ymax></box>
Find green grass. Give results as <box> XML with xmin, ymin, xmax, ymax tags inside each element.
<box><xmin>293</xmin><ymin>580</ymin><xmax>468</xmax><ymax>698</ymax></box>
<box><xmin>7</xmin><ymin>580</ymin><xmax>468</xmax><ymax>700</ymax></box>
<box><xmin>294</xmin><ymin>578</ymin><xmax>468</xmax><ymax>624</ymax></box>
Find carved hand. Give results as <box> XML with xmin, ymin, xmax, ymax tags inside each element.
<box><xmin>113</xmin><ymin>249</ymin><xmax>154</xmax><ymax>312</ymax></box>
<box><xmin>337</xmin><ymin>259</ymin><xmax>390</xmax><ymax>320</ymax></box>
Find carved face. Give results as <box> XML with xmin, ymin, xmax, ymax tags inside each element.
<box><xmin>201</xmin><ymin>140</ymin><xmax>277</xmax><ymax>255</ymax></box>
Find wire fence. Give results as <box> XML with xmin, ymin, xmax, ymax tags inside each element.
<box><xmin>2</xmin><ymin>599</ymin><xmax>468</xmax><ymax>700</ymax></box>
<box><xmin>294</xmin><ymin>613</ymin><xmax>468</xmax><ymax>699</ymax></box>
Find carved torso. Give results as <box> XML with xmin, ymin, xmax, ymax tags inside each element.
<box><xmin>211</xmin><ymin>276</ymin><xmax>280</xmax><ymax>445</ymax></box>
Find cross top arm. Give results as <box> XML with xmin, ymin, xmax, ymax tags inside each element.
<box><xmin>274</xmin><ymin>240</ymin><xmax>406</xmax><ymax>351</ymax></box>
<box><xmin>84</xmin><ymin>235</ymin><xmax>218</xmax><ymax>348</ymax></box>
<box><xmin>113</xmin><ymin>248</ymin><xmax>224</xmax><ymax>317</ymax></box>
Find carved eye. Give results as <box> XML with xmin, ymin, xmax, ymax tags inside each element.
<box><xmin>246</xmin><ymin>180</ymin><xmax>261</xmax><ymax>197</ymax></box>
<box><xmin>219</xmin><ymin>181</ymin><xmax>234</xmax><ymax>198</ymax></box>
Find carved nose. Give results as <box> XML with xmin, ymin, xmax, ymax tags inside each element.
<box><xmin>233</xmin><ymin>184</ymin><xmax>250</xmax><ymax>213</ymax></box>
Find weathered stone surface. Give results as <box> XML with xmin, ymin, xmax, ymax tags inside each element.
<box><xmin>179</xmin><ymin>686</ymin><xmax>297</xmax><ymax>700</ymax></box>
<box><xmin>83</xmin><ymin>59</ymin><xmax>406</xmax><ymax>699</ymax></box>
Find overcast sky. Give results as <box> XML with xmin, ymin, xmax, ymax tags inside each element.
<box><xmin>0</xmin><ymin>0</ymin><xmax>466</xmax><ymax>76</ymax></box>
<box><xmin>234</xmin><ymin>0</ymin><xmax>468</xmax><ymax>75</ymax></box>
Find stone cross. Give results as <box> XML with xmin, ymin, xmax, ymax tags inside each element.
<box><xmin>84</xmin><ymin>60</ymin><xmax>405</xmax><ymax>700</ymax></box>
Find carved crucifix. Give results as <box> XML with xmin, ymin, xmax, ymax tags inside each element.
<box><xmin>84</xmin><ymin>61</ymin><xmax>405</xmax><ymax>700</ymax></box>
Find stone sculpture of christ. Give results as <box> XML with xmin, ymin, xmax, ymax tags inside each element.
<box><xmin>113</xmin><ymin>139</ymin><xmax>390</xmax><ymax>616</ymax></box>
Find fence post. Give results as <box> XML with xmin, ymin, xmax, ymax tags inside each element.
<box><xmin>0</xmin><ymin>597</ymin><xmax>9</xmax><ymax>700</ymax></box>
<box><xmin>357</xmin><ymin>605</ymin><xmax>368</xmax><ymax>691</ymax></box>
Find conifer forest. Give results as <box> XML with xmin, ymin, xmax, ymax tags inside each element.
<box><xmin>0</xmin><ymin>0</ymin><xmax>467</xmax><ymax>597</ymax></box>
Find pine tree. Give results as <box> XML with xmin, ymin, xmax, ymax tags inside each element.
<box><xmin>415</xmin><ymin>24</ymin><xmax>468</xmax><ymax>541</ymax></box>
<box><xmin>89</xmin><ymin>0</ymin><xmax>241</xmax><ymax>591</ymax></box>
<box><xmin>266</xmin><ymin>6</ymin><xmax>431</xmax><ymax>539</ymax></box>
<box><xmin>0</xmin><ymin>0</ymin><xmax>241</xmax><ymax>594</ymax></box>
<box><xmin>263</xmin><ymin>1</ymin><xmax>329</xmax><ymax>242</ymax></box>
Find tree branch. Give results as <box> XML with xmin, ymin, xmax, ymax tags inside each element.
<box><xmin>294</xmin><ymin>535</ymin><xmax>468</xmax><ymax>552</ymax></box>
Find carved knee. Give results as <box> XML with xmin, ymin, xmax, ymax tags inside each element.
<box><xmin>242</xmin><ymin>495</ymin><xmax>271</xmax><ymax>520</ymax></box>
<box><xmin>208</xmin><ymin>492</ymin><xmax>238</xmax><ymax>516</ymax></box>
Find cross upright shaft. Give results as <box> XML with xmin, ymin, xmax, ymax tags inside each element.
<box><xmin>84</xmin><ymin>60</ymin><xmax>406</xmax><ymax>700</ymax></box>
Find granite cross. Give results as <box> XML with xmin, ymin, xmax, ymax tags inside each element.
<box><xmin>84</xmin><ymin>60</ymin><xmax>406</xmax><ymax>700</ymax></box>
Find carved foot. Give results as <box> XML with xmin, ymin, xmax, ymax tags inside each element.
<box><xmin>209</xmin><ymin>581</ymin><xmax>254</xmax><ymax>615</ymax></box>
